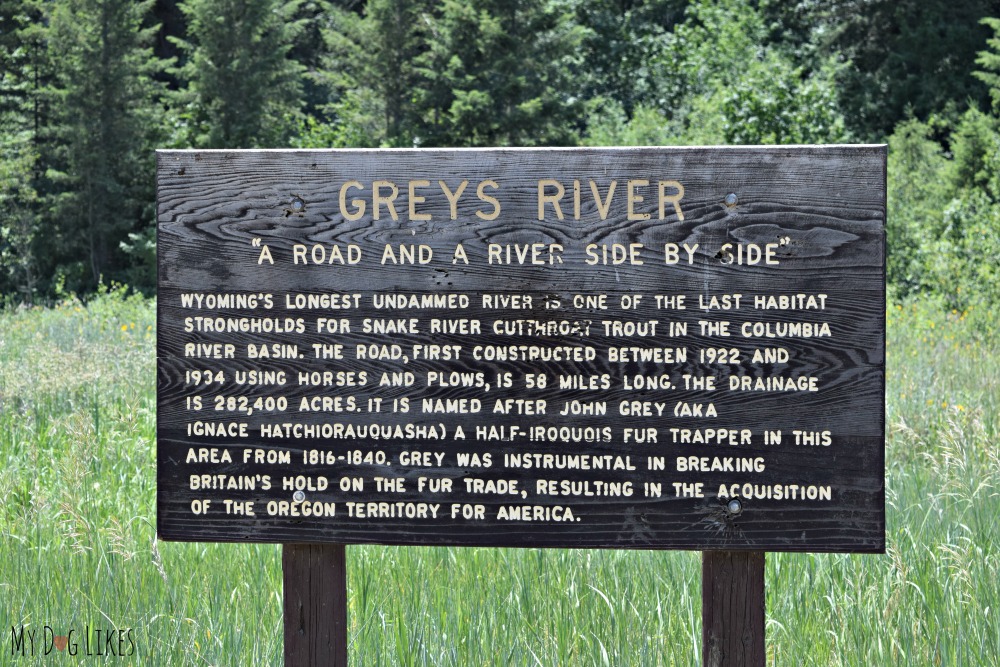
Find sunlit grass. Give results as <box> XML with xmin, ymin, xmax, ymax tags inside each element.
<box><xmin>1</xmin><ymin>290</ymin><xmax>997</xmax><ymax>665</ymax></box>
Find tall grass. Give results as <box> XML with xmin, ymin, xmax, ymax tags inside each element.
<box><xmin>1</xmin><ymin>289</ymin><xmax>997</xmax><ymax>665</ymax></box>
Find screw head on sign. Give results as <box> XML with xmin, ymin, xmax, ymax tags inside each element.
<box><xmin>291</xmin><ymin>197</ymin><xmax>305</xmax><ymax>211</ymax></box>
<box><xmin>293</xmin><ymin>490</ymin><xmax>305</xmax><ymax>503</ymax></box>
<box><xmin>727</xmin><ymin>498</ymin><xmax>743</xmax><ymax>515</ymax></box>
<box><xmin>724</xmin><ymin>193</ymin><xmax>738</xmax><ymax>207</ymax></box>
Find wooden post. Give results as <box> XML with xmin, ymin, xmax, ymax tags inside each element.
<box><xmin>283</xmin><ymin>544</ymin><xmax>348</xmax><ymax>667</ymax></box>
<box><xmin>702</xmin><ymin>551</ymin><xmax>765</xmax><ymax>667</ymax></box>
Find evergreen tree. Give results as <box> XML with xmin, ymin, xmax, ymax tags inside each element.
<box><xmin>308</xmin><ymin>0</ymin><xmax>441</xmax><ymax>148</ymax></box>
<box><xmin>305</xmin><ymin>4</ymin><xmax>383</xmax><ymax>147</ymax></box>
<box><xmin>172</xmin><ymin>0</ymin><xmax>305</xmax><ymax>148</ymax></box>
<box><xmin>572</xmin><ymin>0</ymin><xmax>686</xmax><ymax>118</ymax></box>
<box><xmin>761</xmin><ymin>0</ymin><xmax>1000</xmax><ymax>140</ymax></box>
<box><xmin>0</xmin><ymin>65</ymin><xmax>40</xmax><ymax>300</ymax></box>
<box><xmin>587</xmin><ymin>0</ymin><xmax>847</xmax><ymax>147</ymax></box>
<box><xmin>151</xmin><ymin>0</ymin><xmax>186</xmax><ymax>90</ymax></box>
<box><xmin>412</xmin><ymin>0</ymin><xmax>584</xmax><ymax>146</ymax></box>
<box><xmin>39</xmin><ymin>0</ymin><xmax>165</xmax><ymax>290</ymax></box>
<box><xmin>975</xmin><ymin>17</ymin><xmax>1000</xmax><ymax>111</ymax></box>
<box><xmin>2</xmin><ymin>1</ymin><xmax>64</xmax><ymax>298</ymax></box>
<box><xmin>0</xmin><ymin>1</ymin><xmax>42</xmax><ymax>300</ymax></box>
<box><xmin>365</xmin><ymin>0</ymin><xmax>429</xmax><ymax>145</ymax></box>
<box><xmin>289</xmin><ymin>0</ymin><xmax>340</xmax><ymax>120</ymax></box>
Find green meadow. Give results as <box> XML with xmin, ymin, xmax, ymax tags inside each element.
<box><xmin>1</xmin><ymin>287</ymin><xmax>997</xmax><ymax>665</ymax></box>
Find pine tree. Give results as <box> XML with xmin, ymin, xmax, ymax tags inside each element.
<box><xmin>172</xmin><ymin>0</ymin><xmax>305</xmax><ymax>148</ymax></box>
<box><xmin>289</xmin><ymin>0</ymin><xmax>338</xmax><ymax>120</ymax></box>
<box><xmin>304</xmin><ymin>0</ymin><xmax>431</xmax><ymax>148</ymax></box>
<box><xmin>365</xmin><ymin>0</ymin><xmax>429</xmax><ymax>145</ymax></box>
<box><xmin>761</xmin><ymin>0</ymin><xmax>1000</xmax><ymax>140</ymax></box>
<box><xmin>0</xmin><ymin>1</ymin><xmax>57</xmax><ymax>299</ymax></box>
<box><xmin>572</xmin><ymin>0</ymin><xmax>686</xmax><ymax>118</ymax></box>
<box><xmin>975</xmin><ymin>17</ymin><xmax>1000</xmax><ymax>111</ymax></box>
<box><xmin>412</xmin><ymin>0</ymin><xmax>584</xmax><ymax>147</ymax></box>
<box><xmin>40</xmin><ymin>0</ymin><xmax>166</xmax><ymax>289</ymax></box>
<box><xmin>0</xmin><ymin>90</ymin><xmax>40</xmax><ymax>300</ymax></box>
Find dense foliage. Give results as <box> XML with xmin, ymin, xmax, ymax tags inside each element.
<box><xmin>2</xmin><ymin>0</ymin><xmax>1000</xmax><ymax>310</ymax></box>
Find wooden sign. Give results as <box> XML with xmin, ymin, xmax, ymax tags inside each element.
<box><xmin>156</xmin><ymin>146</ymin><xmax>885</xmax><ymax>552</ymax></box>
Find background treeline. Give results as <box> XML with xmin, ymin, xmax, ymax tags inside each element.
<box><xmin>2</xmin><ymin>0</ymin><xmax>1000</xmax><ymax>315</ymax></box>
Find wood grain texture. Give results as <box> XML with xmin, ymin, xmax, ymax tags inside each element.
<box><xmin>702</xmin><ymin>551</ymin><xmax>765</xmax><ymax>667</ymax></box>
<box><xmin>156</xmin><ymin>146</ymin><xmax>886</xmax><ymax>552</ymax></box>
<box><xmin>283</xmin><ymin>544</ymin><xmax>348</xmax><ymax>667</ymax></box>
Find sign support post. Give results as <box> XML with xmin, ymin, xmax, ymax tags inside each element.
<box><xmin>702</xmin><ymin>551</ymin><xmax>766</xmax><ymax>667</ymax></box>
<box><xmin>283</xmin><ymin>544</ymin><xmax>348</xmax><ymax>667</ymax></box>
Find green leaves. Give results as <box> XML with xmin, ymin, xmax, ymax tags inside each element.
<box><xmin>172</xmin><ymin>0</ymin><xmax>305</xmax><ymax>148</ymax></box>
<box><xmin>583</xmin><ymin>0</ymin><xmax>848</xmax><ymax>147</ymax></box>
<box><xmin>975</xmin><ymin>17</ymin><xmax>1000</xmax><ymax>111</ymax></box>
<box><xmin>3</xmin><ymin>0</ymin><xmax>1000</xmax><ymax>303</ymax></box>
<box><xmin>8</xmin><ymin>0</ymin><xmax>168</xmax><ymax>293</ymax></box>
<box><xmin>886</xmin><ymin>120</ymin><xmax>952</xmax><ymax>297</ymax></box>
<box><xmin>410</xmin><ymin>0</ymin><xmax>584</xmax><ymax>147</ymax></box>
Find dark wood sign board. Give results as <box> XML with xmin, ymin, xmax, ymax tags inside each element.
<box><xmin>156</xmin><ymin>146</ymin><xmax>885</xmax><ymax>553</ymax></box>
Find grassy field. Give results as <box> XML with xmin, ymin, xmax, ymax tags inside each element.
<box><xmin>1</xmin><ymin>287</ymin><xmax>997</xmax><ymax>665</ymax></box>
